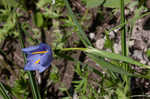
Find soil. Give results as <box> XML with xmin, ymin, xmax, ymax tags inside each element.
<box><xmin>0</xmin><ymin>1</ymin><xmax>150</xmax><ymax>99</ymax></box>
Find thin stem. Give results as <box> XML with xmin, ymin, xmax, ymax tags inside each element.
<box><xmin>18</xmin><ymin>23</ymin><xmax>41</xmax><ymax>99</ymax></box>
<box><xmin>64</xmin><ymin>0</ymin><xmax>92</xmax><ymax>48</ymax></box>
<box><xmin>121</xmin><ymin>0</ymin><xmax>127</xmax><ymax>57</ymax></box>
<box><xmin>61</xmin><ymin>48</ymin><xmax>87</xmax><ymax>51</ymax></box>
<box><xmin>0</xmin><ymin>82</ymin><xmax>12</xmax><ymax>99</ymax></box>
<box><xmin>131</xmin><ymin>94</ymin><xmax>150</xmax><ymax>98</ymax></box>
<box><xmin>120</xmin><ymin>0</ymin><xmax>130</xmax><ymax>98</ymax></box>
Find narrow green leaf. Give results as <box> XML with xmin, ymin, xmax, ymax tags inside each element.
<box><xmin>56</xmin><ymin>50</ymin><xmax>104</xmax><ymax>77</ymax></box>
<box><xmin>86</xmin><ymin>0</ymin><xmax>104</xmax><ymax>8</ymax></box>
<box><xmin>34</xmin><ymin>12</ymin><xmax>44</xmax><ymax>27</ymax></box>
<box><xmin>1</xmin><ymin>0</ymin><xmax>18</xmax><ymax>8</ymax></box>
<box><xmin>87</xmin><ymin>53</ymin><xmax>150</xmax><ymax>79</ymax></box>
<box><xmin>0</xmin><ymin>82</ymin><xmax>12</xmax><ymax>99</ymax></box>
<box><xmin>87</xmin><ymin>54</ymin><xmax>132</xmax><ymax>75</ymax></box>
<box><xmin>103</xmin><ymin>0</ymin><xmax>130</xmax><ymax>8</ymax></box>
<box><xmin>18</xmin><ymin>23</ymin><xmax>41</xmax><ymax>99</ymax></box>
<box><xmin>146</xmin><ymin>49</ymin><xmax>150</xmax><ymax>58</ymax></box>
<box><xmin>64</xmin><ymin>0</ymin><xmax>92</xmax><ymax>47</ymax></box>
<box><xmin>120</xmin><ymin>0</ymin><xmax>127</xmax><ymax>56</ymax></box>
<box><xmin>86</xmin><ymin>47</ymin><xmax>150</xmax><ymax>69</ymax></box>
<box><xmin>60</xmin><ymin>47</ymin><xmax>150</xmax><ymax>78</ymax></box>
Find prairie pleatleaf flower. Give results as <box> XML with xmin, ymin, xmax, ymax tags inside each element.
<box><xmin>22</xmin><ymin>43</ymin><xmax>52</xmax><ymax>73</ymax></box>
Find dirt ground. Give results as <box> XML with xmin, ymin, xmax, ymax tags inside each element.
<box><xmin>0</xmin><ymin>1</ymin><xmax>150</xmax><ymax>98</ymax></box>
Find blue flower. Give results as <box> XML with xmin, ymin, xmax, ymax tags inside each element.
<box><xmin>22</xmin><ymin>43</ymin><xmax>53</xmax><ymax>73</ymax></box>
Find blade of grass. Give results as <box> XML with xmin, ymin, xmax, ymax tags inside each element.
<box><xmin>87</xmin><ymin>54</ymin><xmax>132</xmax><ymax>76</ymax></box>
<box><xmin>87</xmin><ymin>53</ymin><xmax>150</xmax><ymax>79</ymax></box>
<box><xmin>57</xmin><ymin>49</ymin><xmax>150</xmax><ymax>79</ymax></box>
<box><xmin>55</xmin><ymin>50</ymin><xmax>104</xmax><ymax>77</ymax></box>
<box><xmin>120</xmin><ymin>0</ymin><xmax>130</xmax><ymax>97</ymax></box>
<box><xmin>61</xmin><ymin>47</ymin><xmax>150</xmax><ymax>68</ymax></box>
<box><xmin>21</xmin><ymin>23</ymin><xmax>40</xmax><ymax>44</ymax></box>
<box><xmin>0</xmin><ymin>82</ymin><xmax>12</xmax><ymax>99</ymax></box>
<box><xmin>18</xmin><ymin>24</ymin><xmax>41</xmax><ymax>99</ymax></box>
<box><xmin>121</xmin><ymin>0</ymin><xmax>127</xmax><ymax>57</ymax></box>
<box><xmin>86</xmin><ymin>47</ymin><xmax>150</xmax><ymax>69</ymax></box>
<box><xmin>63</xmin><ymin>0</ymin><xmax>92</xmax><ymax>47</ymax></box>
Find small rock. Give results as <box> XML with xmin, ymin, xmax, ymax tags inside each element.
<box><xmin>128</xmin><ymin>40</ymin><xmax>134</xmax><ymax>47</ymax></box>
<box><xmin>125</xmin><ymin>9</ymin><xmax>130</xmax><ymax>15</ymax></box>
<box><xmin>106</xmin><ymin>49</ymin><xmax>112</xmax><ymax>52</ymax></box>
<box><xmin>113</xmin><ymin>43</ymin><xmax>121</xmax><ymax>54</ymax></box>
<box><xmin>109</xmin><ymin>31</ymin><xmax>115</xmax><ymax>39</ymax></box>
<box><xmin>114</xmin><ymin>28</ymin><xmax>120</xmax><ymax>33</ymax></box>
<box><xmin>132</xmin><ymin>50</ymin><xmax>143</xmax><ymax>60</ymax></box>
<box><xmin>134</xmin><ymin>39</ymin><xmax>146</xmax><ymax>50</ymax></box>
<box><xmin>96</xmin><ymin>39</ymin><xmax>105</xmax><ymax>49</ymax></box>
<box><xmin>0</xmin><ymin>55</ymin><xmax>3</xmax><ymax>60</ymax></box>
<box><xmin>73</xmin><ymin>92</ymin><xmax>79</xmax><ymax>99</ymax></box>
<box><xmin>140</xmin><ymin>60</ymin><xmax>146</xmax><ymax>64</ymax></box>
<box><xmin>89</xmin><ymin>33</ymin><xmax>95</xmax><ymax>40</ymax></box>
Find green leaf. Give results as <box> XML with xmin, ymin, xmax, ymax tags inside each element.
<box><xmin>86</xmin><ymin>0</ymin><xmax>104</xmax><ymax>8</ymax></box>
<box><xmin>86</xmin><ymin>47</ymin><xmax>150</xmax><ymax>69</ymax></box>
<box><xmin>64</xmin><ymin>0</ymin><xmax>92</xmax><ymax>47</ymax></box>
<box><xmin>87</xmin><ymin>53</ymin><xmax>132</xmax><ymax>75</ymax></box>
<box><xmin>146</xmin><ymin>48</ymin><xmax>150</xmax><ymax>58</ymax></box>
<box><xmin>36</xmin><ymin>0</ymin><xmax>51</xmax><ymax>8</ymax></box>
<box><xmin>34</xmin><ymin>12</ymin><xmax>44</xmax><ymax>27</ymax></box>
<box><xmin>62</xmin><ymin>97</ymin><xmax>71</xmax><ymax>99</ymax></box>
<box><xmin>116</xmin><ymin>83</ymin><xmax>127</xmax><ymax>99</ymax></box>
<box><xmin>60</xmin><ymin>47</ymin><xmax>150</xmax><ymax>79</ymax></box>
<box><xmin>18</xmin><ymin>23</ymin><xmax>41</xmax><ymax>99</ymax></box>
<box><xmin>59</xmin><ymin>87</ymin><xmax>67</xmax><ymax>92</ymax></box>
<box><xmin>1</xmin><ymin>0</ymin><xmax>18</xmax><ymax>8</ymax></box>
<box><xmin>88</xmin><ymin>53</ymin><xmax>150</xmax><ymax>78</ymax></box>
<box><xmin>129</xmin><ymin>6</ymin><xmax>143</xmax><ymax>27</ymax></box>
<box><xmin>11</xmin><ymin>77</ymin><xmax>29</xmax><ymax>98</ymax></box>
<box><xmin>104</xmin><ymin>0</ymin><xmax>131</xmax><ymax>8</ymax></box>
<box><xmin>50</xmin><ymin>66</ymin><xmax>60</xmax><ymax>83</ymax></box>
<box><xmin>104</xmin><ymin>30</ymin><xmax>114</xmax><ymax>51</ymax></box>
<box><xmin>0</xmin><ymin>82</ymin><xmax>12</xmax><ymax>99</ymax></box>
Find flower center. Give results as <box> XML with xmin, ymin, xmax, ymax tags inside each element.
<box><xmin>32</xmin><ymin>51</ymin><xmax>48</xmax><ymax>54</ymax></box>
<box><xmin>34</xmin><ymin>59</ymin><xmax>40</xmax><ymax>64</ymax></box>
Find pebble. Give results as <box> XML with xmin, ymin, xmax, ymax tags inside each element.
<box><xmin>96</xmin><ymin>39</ymin><xmax>105</xmax><ymax>49</ymax></box>
<box><xmin>140</xmin><ymin>60</ymin><xmax>146</xmax><ymax>64</ymax></box>
<box><xmin>125</xmin><ymin>9</ymin><xmax>130</xmax><ymax>15</ymax></box>
<box><xmin>73</xmin><ymin>92</ymin><xmax>79</xmax><ymax>99</ymax></box>
<box><xmin>114</xmin><ymin>28</ymin><xmax>120</xmax><ymax>33</ymax></box>
<box><xmin>132</xmin><ymin>50</ymin><xmax>143</xmax><ymax>60</ymax></box>
<box><xmin>134</xmin><ymin>39</ymin><xmax>146</xmax><ymax>50</ymax></box>
<box><xmin>0</xmin><ymin>55</ymin><xmax>3</xmax><ymax>60</ymax></box>
<box><xmin>128</xmin><ymin>40</ymin><xmax>134</xmax><ymax>47</ymax></box>
<box><xmin>109</xmin><ymin>31</ymin><xmax>115</xmax><ymax>39</ymax></box>
<box><xmin>113</xmin><ymin>43</ymin><xmax>121</xmax><ymax>54</ymax></box>
<box><xmin>89</xmin><ymin>32</ymin><xmax>95</xmax><ymax>40</ymax></box>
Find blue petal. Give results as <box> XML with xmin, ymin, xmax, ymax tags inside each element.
<box><xmin>22</xmin><ymin>45</ymin><xmax>40</xmax><ymax>54</ymax></box>
<box><xmin>40</xmin><ymin>51</ymin><xmax>52</xmax><ymax>67</ymax></box>
<box><xmin>39</xmin><ymin>43</ymin><xmax>51</xmax><ymax>51</ymax></box>
<box><xmin>23</xmin><ymin>43</ymin><xmax>53</xmax><ymax>73</ymax></box>
<box><xmin>24</xmin><ymin>62</ymin><xmax>40</xmax><ymax>71</ymax></box>
<box><xmin>27</xmin><ymin>54</ymin><xmax>41</xmax><ymax>62</ymax></box>
<box><xmin>38</xmin><ymin>66</ymin><xmax>48</xmax><ymax>73</ymax></box>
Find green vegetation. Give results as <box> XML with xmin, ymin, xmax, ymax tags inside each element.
<box><xmin>0</xmin><ymin>0</ymin><xmax>150</xmax><ymax>99</ymax></box>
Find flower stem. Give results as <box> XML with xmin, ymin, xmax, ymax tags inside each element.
<box><xmin>0</xmin><ymin>82</ymin><xmax>12</xmax><ymax>99</ymax></box>
<box><xmin>121</xmin><ymin>0</ymin><xmax>127</xmax><ymax>57</ymax></box>
<box><xmin>61</xmin><ymin>48</ymin><xmax>87</xmax><ymax>51</ymax></box>
<box><xmin>18</xmin><ymin>23</ymin><xmax>41</xmax><ymax>99</ymax></box>
<box><xmin>120</xmin><ymin>0</ymin><xmax>130</xmax><ymax>98</ymax></box>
